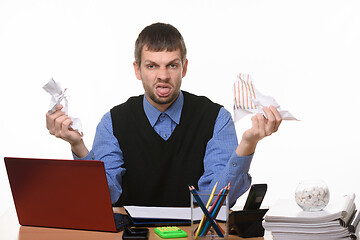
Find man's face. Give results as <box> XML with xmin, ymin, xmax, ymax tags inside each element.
<box><xmin>133</xmin><ymin>46</ymin><xmax>188</xmax><ymax>112</ymax></box>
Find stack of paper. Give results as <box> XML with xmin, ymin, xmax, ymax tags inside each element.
<box><xmin>263</xmin><ymin>194</ymin><xmax>360</xmax><ymax>240</ymax></box>
<box><xmin>124</xmin><ymin>205</ymin><xmax>227</xmax><ymax>221</ymax></box>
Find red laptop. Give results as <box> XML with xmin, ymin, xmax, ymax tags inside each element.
<box><xmin>4</xmin><ymin>157</ymin><xmax>131</xmax><ymax>232</ymax></box>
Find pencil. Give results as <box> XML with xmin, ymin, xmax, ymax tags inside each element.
<box><xmin>189</xmin><ymin>186</ymin><xmax>224</xmax><ymax>238</ymax></box>
<box><xmin>200</xmin><ymin>182</ymin><xmax>230</xmax><ymax>236</ymax></box>
<box><xmin>194</xmin><ymin>182</ymin><xmax>218</xmax><ymax>239</ymax></box>
<box><xmin>199</xmin><ymin>187</ymin><xmax>226</xmax><ymax>236</ymax></box>
<box><xmin>197</xmin><ymin>187</ymin><xmax>226</xmax><ymax>236</ymax></box>
<box><xmin>207</xmin><ymin>187</ymin><xmax>225</xmax><ymax>216</ymax></box>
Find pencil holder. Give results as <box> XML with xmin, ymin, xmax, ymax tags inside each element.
<box><xmin>190</xmin><ymin>190</ymin><xmax>229</xmax><ymax>240</ymax></box>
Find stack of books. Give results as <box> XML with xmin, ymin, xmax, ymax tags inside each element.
<box><xmin>263</xmin><ymin>193</ymin><xmax>360</xmax><ymax>240</ymax></box>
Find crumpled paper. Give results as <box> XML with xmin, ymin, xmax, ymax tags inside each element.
<box><xmin>43</xmin><ymin>78</ymin><xmax>83</xmax><ymax>135</ymax></box>
<box><xmin>233</xmin><ymin>73</ymin><xmax>298</xmax><ymax>122</ymax></box>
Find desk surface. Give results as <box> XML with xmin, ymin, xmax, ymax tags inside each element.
<box><xmin>0</xmin><ymin>206</ymin><xmax>273</xmax><ymax>240</ymax></box>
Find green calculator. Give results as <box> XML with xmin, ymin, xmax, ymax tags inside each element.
<box><xmin>154</xmin><ymin>226</ymin><xmax>187</xmax><ymax>238</ymax></box>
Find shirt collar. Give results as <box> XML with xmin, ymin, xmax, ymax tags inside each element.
<box><xmin>143</xmin><ymin>91</ymin><xmax>183</xmax><ymax>127</ymax></box>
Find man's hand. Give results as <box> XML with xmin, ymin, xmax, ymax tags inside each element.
<box><xmin>236</xmin><ymin>105</ymin><xmax>282</xmax><ymax>156</ymax></box>
<box><xmin>46</xmin><ymin>105</ymin><xmax>88</xmax><ymax>158</ymax></box>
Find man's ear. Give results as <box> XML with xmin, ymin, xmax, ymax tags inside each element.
<box><xmin>133</xmin><ymin>61</ymin><xmax>142</xmax><ymax>80</ymax></box>
<box><xmin>182</xmin><ymin>59</ymin><xmax>188</xmax><ymax>78</ymax></box>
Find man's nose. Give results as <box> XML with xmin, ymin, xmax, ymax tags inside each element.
<box><xmin>157</xmin><ymin>66</ymin><xmax>170</xmax><ymax>80</ymax></box>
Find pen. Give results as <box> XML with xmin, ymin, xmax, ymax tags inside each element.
<box><xmin>189</xmin><ymin>186</ymin><xmax>224</xmax><ymax>238</ymax></box>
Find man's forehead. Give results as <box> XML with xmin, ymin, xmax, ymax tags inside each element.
<box><xmin>141</xmin><ymin>47</ymin><xmax>182</xmax><ymax>62</ymax></box>
<box><xmin>142</xmin><ymin>45</ymin><xmax>181</xmax><ymax>54</ymax></box>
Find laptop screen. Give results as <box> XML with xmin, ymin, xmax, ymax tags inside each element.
<box><xmin>5</xmin><ymin>157</ymin><xmax>118</xmax><ymax>232</ymax></box>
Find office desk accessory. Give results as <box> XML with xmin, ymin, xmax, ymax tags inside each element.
<box><xmin>125</xmin><ymin>211</ymin><xmax>191</xmax><ymax>227</ymax></box>
<box><xmin>190</xmin><ymin>186</ymin><xmax>224</xmax><ymax>237</ymax></box>
<box><xmin>194</xmin><ymin>182</ymin><xmax>218</xmax><ymax>239</ymax></box>
<box><xmin>125</xmin><ymin>206</ymin><xmax>199</xmax><ymax>227</ymax></box>
<box><xmin>243</xmin><ymin>184</ymin><xmax>267</xmax><ymax>211</ymax></box>
<box><xmin>295</xmin><ymin>180</ymin><xmax>330</xmax><ymax>211</ymax></box>
<box><xmin>154</xmin><ymin>226</ymin><xmax>187</xmax><ymax>238</ymax></box>
<box><xmin>348</xmin><ymin>210</ymin><xmax>360</xmax><ymax>233</ymax></box>
<box><xmin>4</xmin><ymin>157</ymin><xmax>131</xmax><ymax>232</ymax></box>
<box><xmin>262</xmin><ymin>193</ymin><xmax>358</xmax><ymax>239</ymax></box>
<box><xmin>198</xmin><ymin>184</ymin><xmax>230</xmax><ymax>237</ymax></box>
<box><xmin>122</xmin><ymin>228</ymin><xmax>149</xmax><ymax>240</ymax></box>
<box><xmin>229</xmin><ymin>184</ymin><xmax>268</xmax><ymax>238</ymax></box>
<box><xmin>229</xmin><ymin>209</ymin><xmax>268</xmax><ymax>238</ymax></box>
<box><xmin>190</xmin><ymin>185</ymin><xmax>229</xmax><ymax>239</ymax></box>
<box><xmin>124</xmin><ymin>205</ymin><xmax>227</xmax><ymax>228</ymax></box>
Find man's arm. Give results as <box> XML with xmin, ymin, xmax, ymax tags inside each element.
<box><xmin>198</xmin><ymin>107</ymin><xmax>251</xmax><ymax>206</ymax></box>
<box><xmin>87</xmin><ymin>112</ymin><xmax>125</xmax><ymax>204</ymax></box>
<box><xmin>198</xmin><ymin>105</ymin><xmax>282</xmax><ymax>207</ymax></box>
<box><xmin>46</xmin><ymin>105</ymin><xmax>89</xmax><ymax>158</ymax></box>
<box><xmin>46</xmin><ymin>106</ymin><xmax>125</xmax><ymax>204</ymax></box>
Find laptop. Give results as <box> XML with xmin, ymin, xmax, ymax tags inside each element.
<box><xmin>4</xmin><ymin>157</ymin><xmax>131</xmax><ymax>232</ymax></box>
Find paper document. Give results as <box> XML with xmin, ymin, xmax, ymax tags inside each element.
<box><xmin>270</xmin><ymin>231</ymin><xmax>356</xmax><ymax>240</ymax></box>
<box><xmin>264</xmin><ymin>193</ymin><xmax>356</xmax><ymax>224</ymax></box>
<box><xmin>263</xmin><ymin>193</ymin><xmax>358</xmax><ymax>240</ymax></box>
<box><xmin>233</xmin><ymin>73</ymin><xmax>298</xmax><ymax>122</ymax></box>
<box><xmin>124</xmin><ymin>205</ymin><xmax>227</xmax><ymax>221</ymax></box>
<box><xmin>263</xmin><ymin>219</ymin><xmax>347</xmax><ymax>233</ymax></box>
<box><xmin>43</xmin><ymin>78</ymin><xmax>83</xmax><ymax>135</ymax></box>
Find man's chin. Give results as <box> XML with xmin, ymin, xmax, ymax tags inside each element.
<box><xmin>152</xmin><ymin>94</ymin><xmax>178</xmax><ymax>105</ymax></box>
<box><xmin>153</xmin><ymin>97</ymin><xmax>174</xmax><ymax>105</ymax></box>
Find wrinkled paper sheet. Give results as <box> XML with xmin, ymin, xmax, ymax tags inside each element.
<box><xmin>43</xmin><ymin>78</ymin><xmax>83</xmax><ymax>135</ymax></box>
<box><xmin>233</xmin><ymin>73</ymin><xmax>298</xmax><ymax>122</ymax></box>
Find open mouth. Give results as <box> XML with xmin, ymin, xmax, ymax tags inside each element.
<box><xmin>156</xmin><ymin>85</ymin><xmax>172</xmax><ymax>97</ymax></box>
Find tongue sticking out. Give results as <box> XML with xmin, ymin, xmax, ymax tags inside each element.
<box><xmin>156</xmin><ymin>87</ymin><xmax>171</xmax><ymax>97</ymax></box>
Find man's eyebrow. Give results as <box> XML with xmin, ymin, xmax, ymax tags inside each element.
<box><xmin>168</xmin><ymin>59</ymin><xmax>181</xmax><ymax>64</ymax></box>
<box><xmin>143</xmin><ymin>58</ymin><xmax>181</xmax><ymax>65</ymax></box>
<box><xmin>143</xmin><ymin>60</ymin><xmax>157</xmax><ymax>65</ymax></box>
<box><xmin>165</xmin><ymin>58</ymin><xmax>182</xmax><ymax>65</ymax></box>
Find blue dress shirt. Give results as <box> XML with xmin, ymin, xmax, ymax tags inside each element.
<box><xmin>75</xmin><ymin>91</ymin><xmax>253</xmax><ymax>206</ymax></box>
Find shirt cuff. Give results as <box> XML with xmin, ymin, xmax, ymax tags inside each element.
<box><xmin>72</xmin><ymin>150</ymin><xmax>94</xmax><ymax>160</ymax></box>
<box><xmin>228</xmin><ymin>151</ymin><xmax>253</xmax><ymax>175</ymax></box>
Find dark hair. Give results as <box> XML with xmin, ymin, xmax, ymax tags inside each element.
<box><xmin>134</xmin><ymin>23</ymin><xmax>187</xmax><ymax>66</ymax></box>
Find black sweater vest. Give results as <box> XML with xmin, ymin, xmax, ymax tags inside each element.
<box><xmin>110</xmin><ymin>91</ymin><xmax>221</xmax><ymax>207</ymax></box>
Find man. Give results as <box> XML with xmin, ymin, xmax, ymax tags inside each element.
<box><xmin>46</xmin><ymin>22</ymin><xmax>282</xmax><ymax>207</ymax></box>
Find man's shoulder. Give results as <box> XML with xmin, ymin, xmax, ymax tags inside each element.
<box><xmin>111</xmin><ymin>95</ymin><xmax>144</xmax><ymax>111</ymax></box>
<box><xmin>182</xmin><ymin>91</ymin><xmax>222</xmax><ymax>107</ymax></box>
<box><xmin>181</xmin><ymin>91</ymin><xmax>223</xmax><ymax>122</ymax></box>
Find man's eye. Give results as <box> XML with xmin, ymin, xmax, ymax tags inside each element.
<box><xmin>169</xmin><ymin>64</ymin><xmax>177</xmax><ymax>69</ymax></box>
<box><xmin>147</xmin><ymin>65</ymin><xmax>155</xmax><ymax>69</ymax></box>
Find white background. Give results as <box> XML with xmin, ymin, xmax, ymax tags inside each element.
<box><xmin>1</xmin><ymin>0</ymin><xmax>360</xmax><ymax>216</ymax></box>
